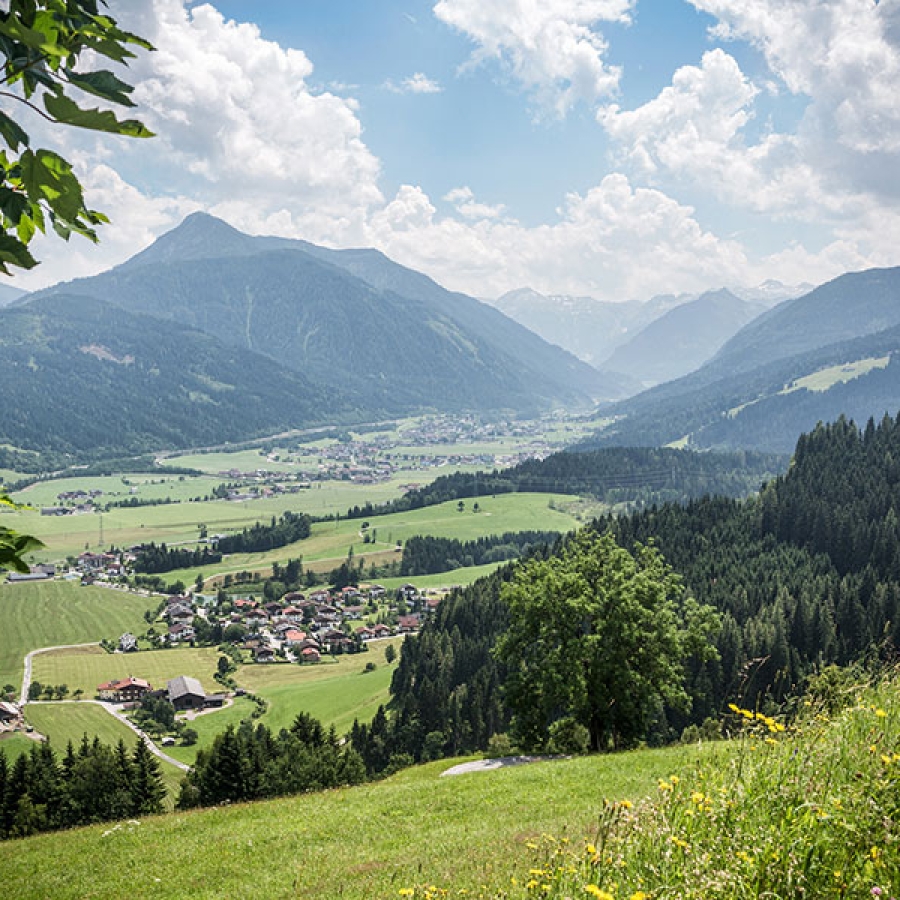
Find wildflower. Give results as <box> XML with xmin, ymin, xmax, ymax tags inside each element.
<box><xmin>619</xmin><ymin>799</ymin><xmax>633</xmax><ymax>809</ymax></box>
<box><xmin>630</xmin><ymin>893</ymin><xmax>648</xmax><ymax>900</ymax></box>
<box><xmin>875</xmin><ymin>709</ymin><xmax>887</xmax><ymax>718</ymax></box>
<box><xmin>872</xmin><ymin>889</ymin><xmax>883</xmax><ymax>897</ymax></box>
<box><xmin>584</xmin><ymin>886</ymin><xmax>614</xmax><ymax>900</ymax></box>
<box><xmin>399</xmin><ymin>890</ymin><xmax>414</xmax><ymax>897</ymax></box>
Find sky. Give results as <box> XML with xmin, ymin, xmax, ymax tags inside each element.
<box><xmin>4</xmin><ymin>0</ymin><xmax>900</xmax><ymax>302</ymax></box>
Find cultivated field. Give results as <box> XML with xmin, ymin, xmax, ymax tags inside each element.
<box><xmin>0</xmin><ymin>581</ymin><xmax>152</xmax><ymax>689</ymax></box>
<box><xmin>29</xmin><ymin>645</ymin><xmax>222</xmax><ymax>699</ymax></box>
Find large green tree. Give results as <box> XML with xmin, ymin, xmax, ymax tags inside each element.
<box><xmin>495</xmin><ymin>529</ymin><xmax>719</xmax><ymax>751</ymax></box>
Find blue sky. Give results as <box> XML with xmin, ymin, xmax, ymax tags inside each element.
<box><xmin>7</xmin><ymin>0</ymin><xmax>900</xmax><ymax>302</ymax></box>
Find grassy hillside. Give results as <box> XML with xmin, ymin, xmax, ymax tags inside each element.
<box><xmin>0</xmin><ymin>581</ymin><xmax>152</xmax><ymax>688</ymax></box>
<box><xmin>1</xmin><ymin>672</ymin><xmax>897</xmax><ymax>899</ymax></box>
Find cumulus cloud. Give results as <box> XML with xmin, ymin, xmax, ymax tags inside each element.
<box><xmin>433</xmin><ymin>0</ymin><xmax>632</xmax><ymax>114</ymax></box>
<box><xmin>443</xmin><ymin>187</ymin><xmax>507</xmax><ymax>220</ymax></box>
<box><xmin>386</xmin><ymin>72</ymin><xmax>443</xmax><ymax>94</ymax></box>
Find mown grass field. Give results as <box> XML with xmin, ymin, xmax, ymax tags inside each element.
<box><xmin>168</xmin><ymin>492</ymin><xmax>580</xmax><ymax>586</ymax></box>
<box><xmin>30</xmin><ymin>639</ymin><xmax>403</xmax><ymax>750</ymax></box>
<box><xmin>0</xmin><ymin>743</ymin><xmax>700</xmax><ymax>900</ymax></box>
<box><xmin>29</xmin><ymin>645</ymin><xmax>222</xmax><ymax>699</ymax></box>
<box><xmin>0</xmin><ymin>581</ymin><xmax>152</xmax><ymax>689</ymax></box>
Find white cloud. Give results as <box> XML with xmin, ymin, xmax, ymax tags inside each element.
<box><xmin>386</xmin><ymin>72</ymin><xmax>443</xmax><ymax>94</ymax></box>
<box><xmin>443</xmin><ymin>187</ymin><xmax>506</xmax><ymax>220</ymax></box>
<box><xmin>433</xmin><ymin>0</ymin><xmax>632</xmax><ymax>114</ymax></box>
<box><xmin>368</xmin><ymin>175</ymin><xmax>749</xmax><ymax>299</ymax></box>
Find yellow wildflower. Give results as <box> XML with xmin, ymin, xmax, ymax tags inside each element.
<box><xmin>584</xmin><ymin>886</ymin><xmax>614</xmax><ymax>900</ymax></box>
<box><xmin>399</xmin><ymin>890</ymin><xmax>414</xmax><ymax>897</ymax></box>
<box><xmin>875</xmin><ymin>708</ymin><xmax>887</xmax><ymax>718</ymax></box>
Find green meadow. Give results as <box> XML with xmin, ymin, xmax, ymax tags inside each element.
<box><xmin>2</xmin><ymin>674</ymin><xmax>898</xmax><ymax>900</ymax></box>
<box><xmin>165</xmin><ymin>492</ymin><xmax>579</xmax><ymax>585</ymax></box>
<box><xmin>29</xmin><ymin>645</ymin><xmax>222</xmax><ymax>699</ymax></box>
<box><xmin>0</xmin><ymin>581</ymin><xmax>152</xmax><ymax>689</ymax></box>
<box><xmin>0</xmin><ymin>743</ymin><xmax>698</xmax><ymax>900</ymax></box>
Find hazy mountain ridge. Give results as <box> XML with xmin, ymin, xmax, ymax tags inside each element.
<box><xmin>28</xmin><ymin>214</ymin><xmax>627</xmax><ymax>417</ymax></box>
<box><xmin>588</xmin><ymin>267</ymin><xmax>900</xmax><ymax>453</ymax></box>
<box><xmin>601</xmin><ymin>289</ymin><xmax>766</xmax><ymax>387</ymax></box>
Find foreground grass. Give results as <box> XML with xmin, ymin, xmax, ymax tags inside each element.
<box><xmin>0</xmin><ymin>746</ymin><xmax>696</xmax><ymax>900</ymax></box>
<box><xmin>0</xmin><ymin>582</ymin><xmax>152</xmax><ymax>688</ymax></box>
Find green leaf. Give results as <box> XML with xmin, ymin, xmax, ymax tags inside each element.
<box><xmin>0</xmin><ymin>525</ymin><xmax>46</xmax><ymax>574</ymax></box>
<box><xmin>43</xmin><ymin>91</ymin><xmax>154</xmax><ymax>137</ymax></box>
<box><xmin>0</xmin><ymin>110</ymin><xmax>30</xmax><ymax>151</ymax></box>
<box><xmin>19</xmin><ymin>148</ymin><xmax>85</xmax><ymax>221</ymax></box>
<box><xmin>64</xmin><ymin>68</ymin><xmax>137</xmax><ymax>107</ymax></box>
<box><xmin>0</xmin><ymin>231</ymin><xmax>38</xmax><ymax>270</ymax></box>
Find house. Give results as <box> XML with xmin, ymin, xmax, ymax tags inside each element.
<box><xmin>300</xmin><ymin>646</ymin><xmax>321</xmax><ymax>664</ymax></box>
<box><xmin>167</xmin><ymin>675</ymin><xmax>206</xmax><ymax>710</ymax></box>
<box><xmin>0</xmin><ymin>701</ymin><xmax>22</xmax><ymax>725</ymax></box>
<box><xmin>355</xmin><ymin>626</ymin><xmax>376</xmax><ymax>641</ymax></box>
<box><xmin>255</xmin><ymin>646</ymin><xmax>276</xmax><ymax>663</ymax></box>
<box><xmin>204</xmin><ymin>693</ymin><xmax>228</xmax><ymax>708</ymax></box>
<box><xmin>97</xmin><ymin>677</ymin><xmax>153</xmax><ymax>703</ymax></box>
<box><xmin>398</xmin><ymin>614</ymin><xmax>422</xmax><ymax>633</ymax></box>
<box><xmin>282</xmin><ymin>628</ymin><xmax>306</xmax><ymax>647</ymax></box>
<box><xmin>167</xmin><ymin>622</ymin><xmax>196</xmax><ymax>643</ymax></box>
<box><xmin>371</xmin><ymin>623</ymin><xmax>392</xmax><ymax>639</ymax></box>
<box><xmin>119</xmin><ymin>633</ymin><xmax>138</xmax><ymax>652</ymax></box>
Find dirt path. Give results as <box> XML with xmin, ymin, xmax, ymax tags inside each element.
<box><xmin>20</xmin><ymin>643</ymin><xmax>190</xmax><ymax>773</ymax></box>
<box><xmin>20</xmin><ymin>642</ymin><xmax>100</xmax><ymax>706</ymax></box>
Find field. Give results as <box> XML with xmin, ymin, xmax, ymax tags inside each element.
<box><xmin>2</xmin><ymin>673</ymin><xmax>898</xmax><ymax>900</ymax></box>
<box><xmin>165</xmin><ymin>492</ymin><xmax>580</xmax><ymax>585</ymax></box>
<box><xmin>0</xmin><ymin>743</ymin><xmax>700</xmax><ymax>899</ymax></box>
<box><xmin>29</xmin><ymin>644</ymin><xmax>222</xmax><ymax>698</ymax></box>
<box><xmin>29</xmin><ymin>638</ymin><xmax>405</xmax><ymax>748</ymax></box>
<box><xmin>0</xmin><ymin>581</ymin><xmax>153</xmax><ymax>689</ymax></box>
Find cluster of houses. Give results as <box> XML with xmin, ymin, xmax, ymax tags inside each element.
<box><xmin>96</xmin><ymin>674</ymin><xmax>226</xmax><ymax>711</ymax></box>
<box><xmin>153</xmin><ymin>582</ymin><xmax>438</xmax><ymax>664</ymax></box>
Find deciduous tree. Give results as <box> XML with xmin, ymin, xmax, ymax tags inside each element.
<box><xmin>495</xmin><ymin>530</ymin><xmax>719</xmax><ymax>751</ymax></box>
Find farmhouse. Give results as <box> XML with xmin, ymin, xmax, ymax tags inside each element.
<box><xmin>0</xmin><ymin>701</ymin><xmax>22</xmax><ymax>726</ymax></box>
<box><xmin>97</xmin><ymin>677</ymin><xmax>153</xmax><ymax>703</ymax></box>
<box><xmin>167</xmin><ymin>675</ymin><xmax>207</xmax><ymax>710</ymax></box>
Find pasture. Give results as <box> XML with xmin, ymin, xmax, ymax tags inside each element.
<box><xmin>0</xmin><ymin>581</ymin><xmax>152</xmax><ymax>689</ymax></box>
<box><xmin>167</xmin><ymin>492</ymin><xmax>580</xmax><ymax>585</ymax></box>
<box><xmin>29</xmin><ymin>645</ymin><xmax>221</xmax><ymax>699</ymax></box>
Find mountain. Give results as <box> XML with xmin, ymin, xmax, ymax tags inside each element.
<box><xmin>588</xmin><ymin>267</ymin><xmax>900</xmax><ymax>453</ymax></box>
<box><xmin>600</xmin><ymin>289</ymin><xmax>766</xmax><ymax>387</ymax></box>
<box><xmin>0</xmin><ymin>282</ymin><xmax>24</xmax><ymax>307</ymax></box>
<box><xmin>490</xmin><ymin>287</ymin><xmax>686</xmax><ymax>368</ymax></box>
<box><xmin>0</xmin><ymin>293</ymin><xmax>352</xmax><ymax>457</ymax></box>
<box><xmin>28</xmin><ymin>214</ymin><xmax>626</xmax><ymax>414</ymax></box>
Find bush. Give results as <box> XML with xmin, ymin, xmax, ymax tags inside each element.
<box><xmin>484</xmin><ymin>732</ymin><xmax>514</xmax><ymax>759</ymax></box>
<box><xmin>547</xmin><ymin>717</ymin><xmax>590</xmax><ymax>755</ymax></box>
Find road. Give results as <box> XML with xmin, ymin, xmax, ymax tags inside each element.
<box><xmin>20</xmin><ymin>642</ymin><xmax>100</xmax><ymax>706</ymax></box>
<box><xmin>19</xmin><ymin>642</ymin><xmax>190</xmax><ymax>772</ymax></box>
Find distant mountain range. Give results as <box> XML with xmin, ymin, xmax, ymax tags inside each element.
<box><xmin>491</xmin><ymin>281</ymin><xmax>806</xmax><ymax>387</ymax></box>
<box><xmin>602</xmin><ymin>289</ymin><xmax>766</xmax><ymax>388</ymax></box>
<box><xmin>587</xmin><ymin>267</ymin><xmax>900</xmax><ymax>453</ymax></box>
<box><xmin>1</xmin><ymin>214</ymin><xmax>633</xmax><ymax>459</ymax></box>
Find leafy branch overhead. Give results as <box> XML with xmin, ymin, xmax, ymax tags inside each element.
<box><xmin>0</xmin><ymin>0</ymin><xmax>154</xmax><ymax>275</ymax></box>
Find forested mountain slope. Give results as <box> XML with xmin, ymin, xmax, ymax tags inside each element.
<box><xmin>371</xmin><ymin>413</ymin><xmax>900</xmax><ymax>761</ymax></box>
<box><xmin>0</xmin><ymin>294</ymin><xmax>350</xmax><ymax>456</ymax></box>
<box><xmin>26</xmin><ymin>214</ymin><xmax>624</xmax><ymax>413</ymax></box>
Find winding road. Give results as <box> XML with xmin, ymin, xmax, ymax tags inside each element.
<box><xmin>19</xmin><ymin>643</ymin><xmax>189</xmax><ymax>772</ymax></box>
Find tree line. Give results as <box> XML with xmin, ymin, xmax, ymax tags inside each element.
<box><xmin>342</xmin><ymin>446</ymin><xmax>786</xmax><ymax>522</ymax></box>
<box><xmin>0</xmin><ymin>736</ymin><xmax>165</xmax><ymax>841</ymax></box>
<box><xmin>399</xmin><ymin>530</ymin><xmax>560</xmax><ymax>576</ymax></box>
